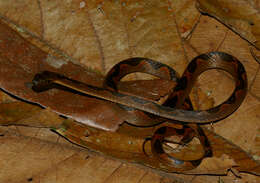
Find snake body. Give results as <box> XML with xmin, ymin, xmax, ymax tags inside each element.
<box><xmin>32</xmin><ymin>51</ymin><xmax>247</xmax><ymax>170</ymax></box>
<box><xmin>32</xmin><ymin>52</ymin><xmax>247</xmax><ymax>124</ymax></box>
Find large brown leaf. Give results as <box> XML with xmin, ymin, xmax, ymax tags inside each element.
<box><xmin>196</xmin><ymin>0</ymin><xmax>260</xmax><ymax>49</ymax></box>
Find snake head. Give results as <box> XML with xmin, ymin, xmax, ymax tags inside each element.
<box><xmin>32</xmin><ymin>71</ymin><xmax>62</xmax><ymax>92</ymax></box>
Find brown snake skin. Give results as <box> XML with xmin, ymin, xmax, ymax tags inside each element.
<box><xmin>31</xmin><ymin>51</ymin><xmax>247</xmax><ymax>170</ymax></box>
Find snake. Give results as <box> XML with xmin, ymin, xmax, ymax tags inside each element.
<box><xmin>31</xmin><ymin>51</ymin><xmax>247</xmax><ymax>170</ymax></box>
<box><xmin>32</xmin><ymin>52</ymin><xmax>247</xmax><ymax>124</ymax></box>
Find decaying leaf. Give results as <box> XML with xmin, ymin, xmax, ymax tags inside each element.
<box><xmin>250</xmin><ymin>57</ymin><xmax>260</xmax><ymax>99</ymax></box>
<box><xmin>0</xmin><ymin>101</ymin><xmax>63</xmax><ymax>128</ymax></box>
<box><xmin>196</xmin><ymin>0</ymin><xmax>260</xmax><ymax>49</ymax></box>
<box><xmin>168</xmin><ymin>0</ymin><xmax>201</xmax><ymax>37</ymax></box>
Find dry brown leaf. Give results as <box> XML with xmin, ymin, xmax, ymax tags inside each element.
<box><xmin>0</xmin><ymin>101</ymin><xmax>63</xmax><ymax>128</ymax></box>
<box><xmin>251</xmin><ymin>66</ymin><xmax>260</xmax><ymax>99</ymax></box>
<box><xmin>0</xmin><ymin>127</ymin><xmax>81</xmax><ymax>183</ymax></box>
<box><xmin>0</xmin><ymin>1</ymin><xmax>259</xmax><ymax>183</ymax></box>
<box><xmin>168</xmin><ymin>0</ymin><xmax>201</xmax><ymax>38</ymax></box>
<box><xmin>196</xmin><ymin>0</ymin><xmax>260</xmax><ymax>49</ymax></box>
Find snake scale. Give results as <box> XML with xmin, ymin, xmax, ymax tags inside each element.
<box><xmin>31</xmin><ymin>51</ymin><xmax>247</xmax><ymax>170</ymax></box>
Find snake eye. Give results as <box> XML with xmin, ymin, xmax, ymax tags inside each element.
<box><xmin>31</xmin><ymin>71</ymin><xmax>58</xmax><ymax>92</ymax></box>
